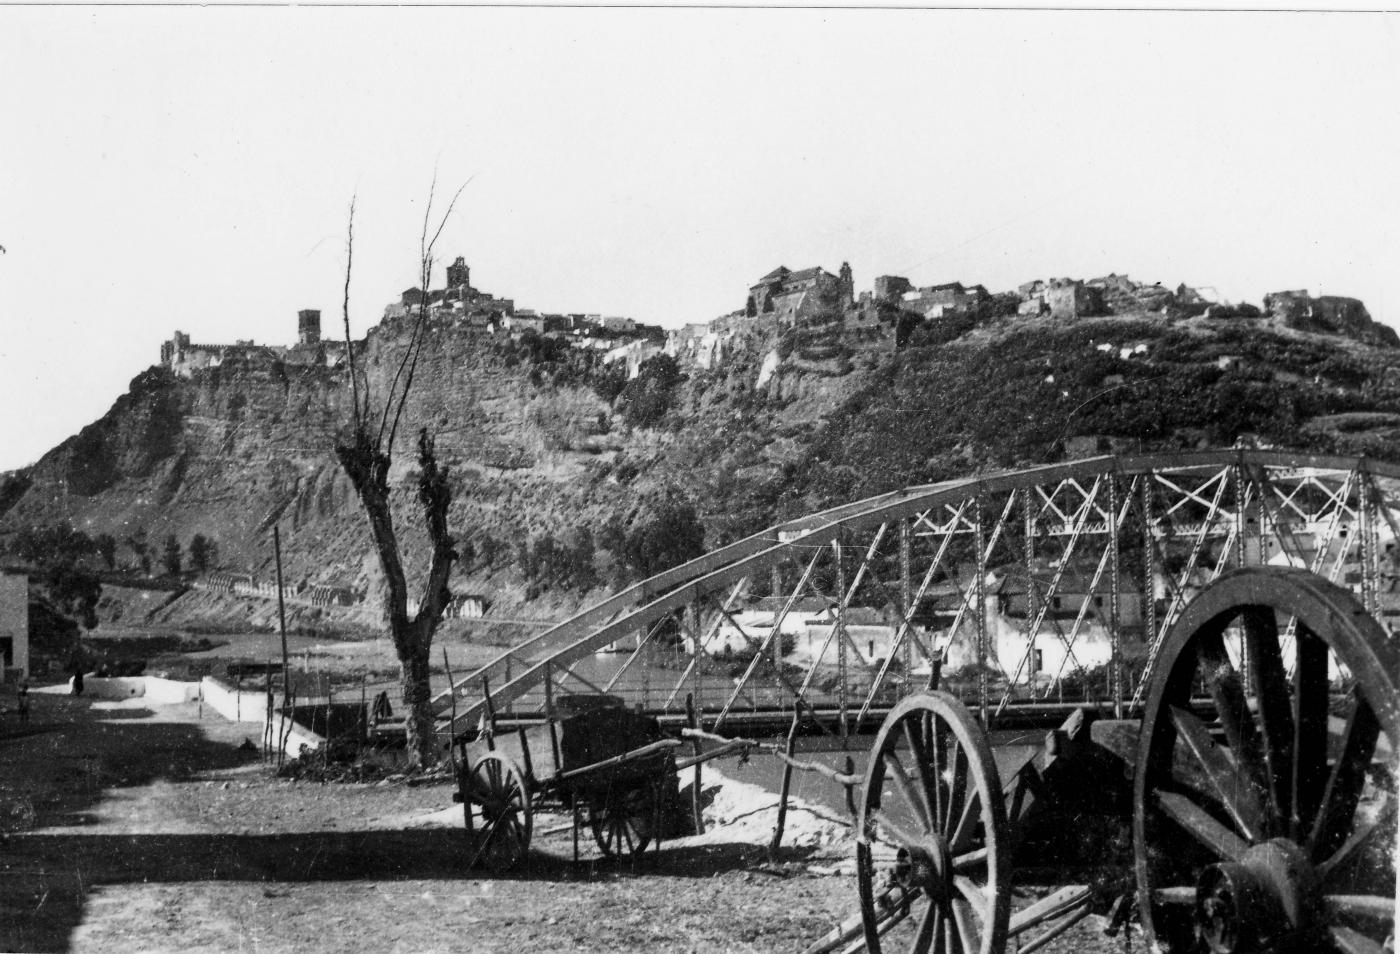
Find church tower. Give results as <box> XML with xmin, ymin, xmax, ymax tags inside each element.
<box><xmin>838</xmin><ymin>262</ymin><xmax>855</xmax><ymax>307</ymax></box>
<box><xmin>446</xmin><ymin>256</ymin><xmax>471</xmax><ymax>289</ymax></box>
<box><xmin>298</xmin><ymin>309</ymin><xmax>321</xmax><ymax>345</ymax></box>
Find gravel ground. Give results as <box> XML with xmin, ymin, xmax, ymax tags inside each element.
<box><xmin>0</xmin><ymin>687</ymin><xmax>1131</xmax><ymax>953</ymax></box>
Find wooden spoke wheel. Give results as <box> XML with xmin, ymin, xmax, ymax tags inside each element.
<box><xmin>588</xmin><ymin>779</ymin><xmax>661</xmax><ymax>860</ymax></box>
<box><xmin>1135</xmin><ymin>567</ymin><xmax>1399</xmax><ymax>954</ymax></box>
<box><xmin>856</xmin><ymin>692</ymin><xmax>1010</xmax><ymax>954</ymax></box>
<box><xmin>461</xmin><ymin>752</ymin><xmax>533</xmax><ymax>870</ymax></box>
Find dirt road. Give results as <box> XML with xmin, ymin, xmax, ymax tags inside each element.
<box><xmin>0</xmin><ymin>688</ymin><xmax>1124</xmax><ymax>953</ymax></box>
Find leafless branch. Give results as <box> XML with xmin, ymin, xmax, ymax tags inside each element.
<box><xmin>341</xmin><ymin>194</ymin><xmax>364</xmax><ymax>429</ymax></box>
<box><xmin>386</xmin><ymin>178</ymin><xmax>470</xmax><ymax>452</ymax></box>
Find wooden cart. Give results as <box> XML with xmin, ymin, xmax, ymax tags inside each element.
<box><xmin>452</xmin><ymin>695</ymin><xmax>683</xmax><ymax>869</ymax></box>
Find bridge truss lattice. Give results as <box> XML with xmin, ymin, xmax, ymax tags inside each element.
<box><xmin>434</xmin><ymin>451</ymin><xmax>1400</xmax><ymax>740</ymax></box>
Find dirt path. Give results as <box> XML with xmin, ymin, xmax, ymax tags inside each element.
<box><xmin>0</xmin><ymin>688</ymin><xmax>1126</xmax><ymax>953</ymax></box>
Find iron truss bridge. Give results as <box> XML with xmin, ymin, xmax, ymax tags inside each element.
<box><xmin>433</xmin><ymin>450</ymin><xmax>1400</xmax><ymax>741</ymax></box>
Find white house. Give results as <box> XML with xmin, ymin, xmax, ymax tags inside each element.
<box><xmin>0</xmin><ymin>571</ymin><xmax>29</xmax><ymax>679</ymax></box>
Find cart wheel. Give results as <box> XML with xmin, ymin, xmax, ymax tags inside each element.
<box><xmin>1135</xmin><ymin>568</ymin><xmax>1398</xmax><ymax>954</ymax></box>
<box><xmin>589</xmin><ymin>780</ymin><xmax>661</xmax><ymax>860</ymax></box>
<box><xmin>462</xmin><ymin>752</ymin><xmax>533</xmax><ymax>870</ymax></box>
<box><xmin>857</xmin><ymin>691</ymin><xmax>1010</xmax><ymax>954</ymax></box>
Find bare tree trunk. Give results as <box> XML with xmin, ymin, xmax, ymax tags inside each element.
<box><xmin>335</xmin><ymin>427</ymin><xmax>457</xmax><ymax>768</ymax></box>
<box><xmin>333</xmin><ymin>182</ymin><xmax>466</xmax><ymax>770</ymax></box>
<box><xmin>398</xmin><ymin>638</ymin><xmax>435</xmax><ymax>760</ymax></box>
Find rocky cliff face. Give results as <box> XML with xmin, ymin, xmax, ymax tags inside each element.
<box><xmin>5</xmin><ymin>300</ymin><xmax>1400</xmax><ymax>635</ymax></box>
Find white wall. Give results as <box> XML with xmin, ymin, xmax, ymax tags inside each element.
<box><xmin>200</xmin><ymin>676</ymin><xmax>271</xmax><ymax>723</ymax></box>
<box><xmin>0</xmin><ymin>572</ymin><xmax>28</xmax><ymax>678</ymax></box>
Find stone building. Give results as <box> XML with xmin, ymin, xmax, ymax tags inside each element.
<box><xmin>0</xmin><ymin>571</ymin><xmax>28</xmax><ymax>680</ymax></box>
<box><xmin>874</xmin><ymin>275</ymin><xmax>914</xmax><ymax>303</ymax></box>
<box><xmin>297</xmin><ymin>309</ymin><xmax>321</xmax><ymax>345</ymax></box>
<box><xmin>747</xmin><ymin>265</ymin><xmax>845</xmax><ymax>317</ymax></box>
<box><xmin>1015</xmin><ymin>278</ymin><xmax>1104</xmax><ymax>320</ymax></box>
<box><xmin>900</xmin><ymin>281</ymin><xmax>990</xmax><ymax>319</ymax></box>
<box><xmin>1043</xmin><ymin>280</ymin><xmax>1105</xmax><ymax>319</ymax></box>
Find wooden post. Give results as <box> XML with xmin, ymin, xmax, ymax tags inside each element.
<box><xmin>273</xmin><ymin>525</ymin><xmax>291</xmax><ymax>712</ymax></box>
<box><xmin>686</xmin><ymin>693</ymin><xmax>705</xmax><ymax>836</ymax></box>
<box><xmin>264</xmin><ymin>676</ymin><xmax>273</xmax><ymax>762</ymax></box>
<box><xmin>544</xmin><ymin>661</ymin><xmax>561</xmax><ymax>774</ymax></box>
<box><xmin>504</xmin><ymin>652</ymin><xmax>513</xmax><ymax>718</ymax></box>
<box><xmin>443</xmin><ymin>648</ymin><xmax>460</xmax><ymax>772</ymax></box>
<box><xmin>769</xmin><ymin>710</ymin><xmax>801</xmax><ymax>857</ymax></box>
<box><xmin>691</xmin><ymin>601</ymin><xmax>703</xmax><ymax>721</ymax></box>
<box><xmin>481</xmin><ymin>675</ymin><xmax>496</xmax><ymax>751</ymax></box>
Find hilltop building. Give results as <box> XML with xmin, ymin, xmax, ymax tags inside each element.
<box><xmin>160</xmin><ymin>309</ymin><xmax>351</xmax><ymax>378</ymax></box>
<box><xmin>745</xmin><ymin>263</ymin><xmax>853</xmax><ymax>326</ymax></box>
<box><xmin>899</xmin><ymin>281</ymin><xmax>990</xmax><ymax>319</ymax></box>
<box><xmin>1017</xmin><ymin>278</ymin><xmax>1105</xmax><ymax>319</ymax></box>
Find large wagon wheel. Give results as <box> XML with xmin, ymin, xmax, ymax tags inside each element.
<box><xmin>856</xmin><ymin>692</ymin><xmax>1010</xmax><ymax>954</ymax></box>
<box><xmin>1135</xmin><ymin>567</ymin><xmax>1398</xmax><ymax>953</ymax></box>
<box><xmin>588</xmin><ymin>777</ymin><xmax>662</xmax><ymax>859</ymax></box>
<box><xmin>462</xmin><ymin>752</ymin><xmax>533</xmax><ymax>870</ymax></box>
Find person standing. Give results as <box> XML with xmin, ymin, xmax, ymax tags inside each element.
<box><xmin>16</xmin><ymin>681</ymin><xmax>28</xmax><ymax>724</ymax></box>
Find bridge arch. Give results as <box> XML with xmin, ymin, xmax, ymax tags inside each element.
<box><xmin>436</xmin><ymin>450</ymin><xmax>1400</xmax><ymax>739</ymax></box>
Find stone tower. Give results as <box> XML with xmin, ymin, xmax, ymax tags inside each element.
<box><xmin>298</xmin><ymin>309</ymin><xmax>321</xmax><ymax>346</ymax></box>
<box><xmin>839</xmin><ymin>262</ymin><xmax>855</xmax><ymax>307</ymax></box>
<box><xmin>446</xmin><ymin>256</ymin><xmax>470</xmax><ymax>289</ymax></box>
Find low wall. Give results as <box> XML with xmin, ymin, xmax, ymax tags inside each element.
<box><xmin>73</xmin><ymin>676</ymin><xmax>148</xmax><ymax>700</ymax></box>
<box><xmin>146</xmin><ymin>676</ymin><xmax>201</xmax><ymax>704</ymax></box>
<box><xmin>200</xmin><ymin>676</ymin><xmax>270</xmax><ymax>723</ymax></box>
<box><xmin>272</xmin><ymin>712</ymin><xmax>326</xmax><ymax>759</ymax></box>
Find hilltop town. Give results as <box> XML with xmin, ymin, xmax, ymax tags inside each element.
<box><xmin>158</xmin><ymin>254</ymin><xmax>1396</xmax><ymax>388</ymax></box>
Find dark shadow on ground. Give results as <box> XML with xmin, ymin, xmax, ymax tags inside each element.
<box><xmin>1</xmin><ymin>698</ymin><xmax>256</xmax><ymax>835</ymax></box>
<box><xmin>0</xmin><ymin>830</ymin><xmax>767</xmax><ymax>952</ymax></box>
<box><xmin>1</xmin><ymin>695</ymin><xmax>787</xmax><ymax>952</ymax></box>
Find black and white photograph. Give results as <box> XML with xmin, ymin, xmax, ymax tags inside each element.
<box><xmin>1</xmin><ymin>6</ymin><xmax>1397</xmax><ymax>953</ymax></box>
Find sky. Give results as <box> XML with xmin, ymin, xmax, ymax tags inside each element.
<box><xmin>1</xmin><ymin>7</ymin><xmax>1397</xmax><ymax>472</ymax></box>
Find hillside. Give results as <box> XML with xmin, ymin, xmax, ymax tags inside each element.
<box><xmin>4</xmin><ymin>283</ymin><xmax>1400</xmax><ymax>637</ymax></box>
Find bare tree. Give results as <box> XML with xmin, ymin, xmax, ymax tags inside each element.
<box><xmin>334</xmin><ymin>183</ymin><xmax>465</xmax><ymax>768</ymax></box>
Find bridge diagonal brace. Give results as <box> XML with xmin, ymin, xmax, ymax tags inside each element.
<box><xmin>856</xmin><ymin>500</ymin><xmax>972</xmax><ymax>730</ymax></box>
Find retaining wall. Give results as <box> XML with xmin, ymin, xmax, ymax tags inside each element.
<box><xmin>200</xmin><ymin>676</ymin><xmax>271</xmax><ymax>723</ymax></box>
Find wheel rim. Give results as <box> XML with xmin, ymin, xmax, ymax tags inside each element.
<box><xmin>857</xmin><ymin>691</ymin><xmax>1009</xmax><ymax>954</ymax></box>
<box><xmin>462</xmin><ymin>753</ymin><xmax>532</xmax><ymax>870</ymax></box>
<box><xmin>589</xmin><ymin>782</ymin><xmax>657</xmax><ymax>859</ymax></box>
<box><xmin>1134</xmin><ymin>567</ymin><xmax>1398</xmax><ymax>954</ymax></box>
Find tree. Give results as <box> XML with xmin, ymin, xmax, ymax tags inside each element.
<box><xmin>161</xmin><ymin>535</ymin><xmax>182</xmax><ymax>577</ymax></box>
<box><xmin>623</xmin><ymin>501</ymin><xmax>706</xmax><ymax>578</ymax></box>
<box><xmin>95</xmin><ymin>533</ymin><xmax>117</xmax><ymax>570</ymax></box>
<box><xmin>333</xmin><ymin>187</ymin><xmax>463</xmax><ymax>769</ymax></box>
<box><xmin>13</xmin><ymin>523</ymin><xmax>93</xmax><ymax>568</ymax></box>
<box><xmin>188</xmin><ymin>533</ymin><xmax>215</xmax><ymax>573</ymax></box>
<box><xmin>12</xmin><ymin>523</ymin><xmax>101</xmax><ymax>632</ymax></box>
<box><xmin>616</xmin><ymin>353</ymin><xmax>683</xmax><ymax>429</ymax></box>
<box><xmin>126</xmin><ymin>529</ymin><xmax>152</xmax><ymax>575</ymax></box>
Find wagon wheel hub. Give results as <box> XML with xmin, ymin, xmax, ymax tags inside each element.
<box><xmin>892</xmin><ymin>834</ymin><xmax>954</xmax><ymax>903</ymax></box>
<box><xmin>1194</xmin><ymin>831</ymin><xmax>1320</xmax><ymax>951</ymax></box>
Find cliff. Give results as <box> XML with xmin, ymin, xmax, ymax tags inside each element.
<box><xmin>5</xmin><ymin>296</ymin><xmax>1400</xmax><ymax>636</ymax></box>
